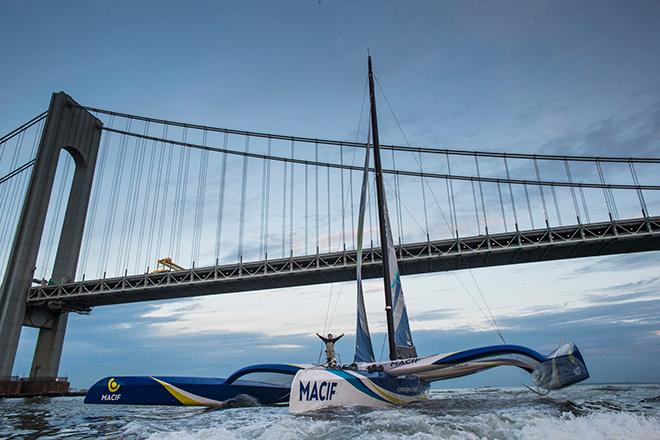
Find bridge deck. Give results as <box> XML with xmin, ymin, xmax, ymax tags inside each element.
<box><xmin>27</xmin><ymin>216</ymin><xmax>660</xmax><ymax>311</ymax></box>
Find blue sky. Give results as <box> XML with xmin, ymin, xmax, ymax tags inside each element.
<box><xmin>2</xmin><ymin>1</ymin><xmax>660</xmax><ymax>388</ymax></box>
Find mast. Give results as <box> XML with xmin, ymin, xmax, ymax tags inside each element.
<box><xmin>368</xmin><ymin>56</ymin><xmax>397</xmax><ymax>361</ymax></box>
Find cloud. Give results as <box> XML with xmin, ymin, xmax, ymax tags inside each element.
<box><xmin>539</xmin><ymin>93</ymin><xmax>660</xmax><ymax>157</ymax></box>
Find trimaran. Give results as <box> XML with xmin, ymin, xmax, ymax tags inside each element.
<box><xmin>85</xmin><ymin>57</ymin><xmax>589</xmax><ymax>412</ymax></box>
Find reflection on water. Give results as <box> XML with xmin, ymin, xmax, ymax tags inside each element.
<box><xmin>1</xmin><ymin>384</ymin><xmax>659</xmax><ymax>439</ymax></box>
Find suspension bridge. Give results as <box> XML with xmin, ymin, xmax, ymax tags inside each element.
<box><xmin>1</xmin><ymin>91</ymin><xmax>659</xmax><ymax>393</ymax></box>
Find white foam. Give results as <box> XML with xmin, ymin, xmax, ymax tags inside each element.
<box><xmin>518</xmin><ymin>412</ymin><xmax>660</xmax><ymax>440</ymax></box>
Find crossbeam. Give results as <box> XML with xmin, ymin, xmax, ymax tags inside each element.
<box><xmin>26</xmin><ymin>216</ymin><xmax>660</xmax><ymax>311</ymax></box>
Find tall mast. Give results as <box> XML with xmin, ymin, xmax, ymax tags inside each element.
<box><xmin>368</xmin><ymin>56</ymin><xmax>397</xmax><ymax>361</ymax></box>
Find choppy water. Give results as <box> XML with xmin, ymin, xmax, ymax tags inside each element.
<box><xmin>1</xmin><ymin>384</ymin><xmax>659</xmax><ymax>439</ymax></box>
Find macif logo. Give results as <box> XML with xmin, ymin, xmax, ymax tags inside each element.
<box><xmin>107</xmin><ymin>378</ymin><xmax>120</xmax><ymax>393</ymax></box>
<box><xmin>299</xmin><ymin>381</ymin><xmax>337</xmax><ymax>401</ymax></box>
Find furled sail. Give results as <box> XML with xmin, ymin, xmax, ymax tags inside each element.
<box><xmin>354</xmin><ymin>138</ymin><xmax>376</xmax><ymax>363</ymax></box>
<box><xmin>382</xmin><ymin>191</ymin><xmax>417</xmax><ymax>359</ymax></box>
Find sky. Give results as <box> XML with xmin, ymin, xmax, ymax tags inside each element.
<box><xmin>1</xmin><ymin>1</ymin><xmax>660</xmax><ymax>389</ymax></box>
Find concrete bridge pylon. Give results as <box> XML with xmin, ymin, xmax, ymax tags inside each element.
<box><xmin>0</xmin><ymin>92</ymin><xmax>101</xmax><ymax>386</ymax></box>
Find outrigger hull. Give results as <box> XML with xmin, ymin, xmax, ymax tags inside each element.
<box><xmin>84</xmin><ymin>364</ymin><xmax>303</xmax><ymax>406</ymax></box>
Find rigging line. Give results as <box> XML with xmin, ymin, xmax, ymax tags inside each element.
<box><xmin>290</xmin><ymin>140</ymin><xmax>295</xmax><ymax>254</ymax></box>
<box><xmin>238</xmin><ymin>136</ymin><xmax>250</xmax><ymax>260</ymax></box>
<box><xmin>321</xmin><ymin>282</ymin><xmax>335</xmax><ymax>335</ymax></box>
<box><xmin>100</xmin><ymin>127</ymin><xmax>660</xmax><ymax>190</ymax></box>
<box><xmin>0</xmin><ymin>111</ymin><xmax>47</xmax><ymax>146</ymax></box>
<box><xmin>326</xmin><ymin>281</ymin><xmax>347</xmax><ymax>332</ymax></box>
<box><xmin>215</xmin><ymin>133</ymin><xmax>228</xmax><ymax>261</ymax></box>
<box><xmin>375</xmin><ymin>74</ymin><xmax>429</xmax><ymax>241</ymax></box>
<box><xmin>383</xmin><ymin>178</ymin><xmax>427</xmax><ymax>236</ymax></box>
<box><xmin>264</xmin><ymin>138</ymin><xmax>272</xmax><ymax>259</ymax></box>
<box><xmin>146</xmin><ymin>123</ymin><xmax>169</xmax><ymax>271</ymax></box>
<box><xmin>87</xmin><ymin>106</ymin><xmax>660</xmax><ymax>164</ymax></box>
<box><xmin>451</xmin><ymin>271</ymin><xmax>505</xmax><ymax>342</ymax></box>
<box><xmin>463</xmin><ymin>261</ymin><xmax>506</xmax><ymax>343</ymax></box>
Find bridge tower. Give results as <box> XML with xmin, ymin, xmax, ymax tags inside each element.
<box><xmin>0</xmin><ymin>92</ymin><xmax>102</xmax><ymax>392</ymax></box>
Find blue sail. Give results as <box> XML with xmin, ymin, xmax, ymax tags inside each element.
<box><xmin>354</xmin><ymin>140</ymin><xmax>375</xmax><ymax>363</ymax></box>
<box><xmin>382</xmin><ymin>187</ymin><xmax>417</xmax><ymax>359</ymax></box>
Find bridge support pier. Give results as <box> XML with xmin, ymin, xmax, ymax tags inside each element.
<box><xmin>0</xmin><ymin>92</ymin><xmax>101</xmax><ymax>385</ymax></box>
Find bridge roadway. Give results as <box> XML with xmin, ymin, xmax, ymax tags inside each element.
<box><xmin>26</xmin><ymin>216</ymin><xmax>660</xmax><ymax>311</ymax></box>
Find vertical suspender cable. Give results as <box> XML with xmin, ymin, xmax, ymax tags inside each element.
<box><xmin>259</xmin><ymin>141</ymin><xmax>268</xmax><ymax>259</ymax></box>
<box><xmin>496</xmin><ymin>182</ymin><xmax>507</xmax><ymax>232</ymax></box>
<box><xmin>629</xmin><ymin>161</ymin><xmax>649</xmax><ymax>217</ymax></box>
<box><xmin>305</xmin><ymin>162</ymin><xmax>309</xmax><ymax>255</ymax></box>
<box><xmin>523</xmin><ymin>184</ymin><xmax>535</xmax><ymax>229</ymax></box>
<box><xmin>264</xmin><ymin>139</ymin><xmax>272</xmax><ymax>259</ymax></box>
<box><xmin>289</xmin><ymin>140</ymin><xmax>295</xmax><ymax>254</ymax></box>
<box><xmin>80</xmin><ymin>116</ymin><xmax>111</xmax><ymax>278</ymax></box>
<box><xmin>175</xmin><ymin>127</ymin><xmax>191</xmax><ymax>261</ymax></box>
<box><xmin>146</xmin><ymin>123</ymin><xmax>168</xmax><ymax>270</ymax></box>
<box><xmin>327</xmin><ymin>164</ymin><xmax>331</xmax><ymax>251</ymax></box>
<box><xmin>446</xmin><ymin>153</ymin><xmax>458</xmax><ymax>238</ymax></box>
<box><xmin>215</xmin><ymin>133</ymin><xmax>228</xmax><ymax>262</ymax></box>
<box><xmin>238</xmin><ymin>136</ymin><xmax>249</xmax><ymax>261</ymax></box>
<box><xmin>534</xmin><ymin>157</ymin><xmax>550</xmax><ymax>227</ymax></box>
<box><xmin>564</xmin><ymin>159</ymin><xmax>580</xmax><ymax>223</ymax></box>
<box><xmin>281</xmin><ymin>159</ymin><xmax>287</xmax><ymax>258</ymax></box>
<box><xmin>475</xmin><ymin>154</ymin><xmax>489</xmax><ymax>235</ymax></box>
<box><xmin>340</xmin><ymin>143</ymin><xmax>346</xmax><ymax>248</ymax></box>
<box><xmin>315</xmin><ymin>142</ymin><xmax>319</xmax><ymax>253</ymax></box>
<box><xmin>156</xmin><ymin>125</ymin><xmax>173</xmax><ymax>259</ymax></box>
<box><xmin>135</xmin><ymin>123</ymin><xmax>157</xmax><ymax>271</ymax></box>
<box><xmin>471</xmin><ymin>180</ymin><xmax>481</xmax><ymax>235</ymax></box>
<box><xmin>504</xmin><ymin>156</ymin><xmax>518</xmax><ymax>230</ymax></box>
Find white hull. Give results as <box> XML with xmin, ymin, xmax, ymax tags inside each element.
<box><xmin>289</xmin><ymin>367</ymin><xmax>428</xmax><ymax>413</ymax></box>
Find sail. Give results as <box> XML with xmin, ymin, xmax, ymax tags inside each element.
<box><xmin>354</xmin><ymin>140</ymin><xmax>375</xmax><ymax>363</ymax></box>
<box><xmin>382</xmin><ymin>193</ymin><xmax>417</xmax><ymax>359</ymax></box>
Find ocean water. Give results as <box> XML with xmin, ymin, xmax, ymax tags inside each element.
<box><xmin>1</xmin><ymin>384</ymin><xmax>659</xmax><ymax>439</ymax></box>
